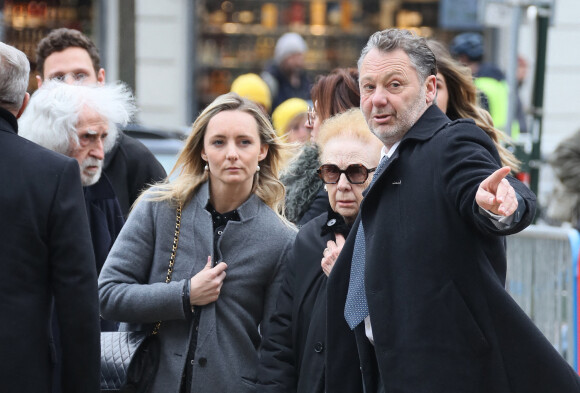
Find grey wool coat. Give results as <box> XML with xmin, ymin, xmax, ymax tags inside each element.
<box><xmin>99</xmin><ymin>182</ymin><xmax>297</xmax><ymax>393</ymax></box>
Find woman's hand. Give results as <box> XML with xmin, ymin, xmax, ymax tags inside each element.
<box><xmin>321</xmin><ymin>234</ymin><xmax>345</xmax><ymax>277</ymax></box>
<box><xmin>190</xmin><ymin>256</ymin><xmax>228</xmax><ymax>306</ymax></box>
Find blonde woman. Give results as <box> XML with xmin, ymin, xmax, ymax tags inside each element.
<box><xmin>99</xmin><ymin>93</ymin><xmax>296</xmax><ymax>393</ymax></box>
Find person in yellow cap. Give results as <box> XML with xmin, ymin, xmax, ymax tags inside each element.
<box><xmin>230</xmin><ymin>73</ymin><xmax>272</xmax><ymax>115</ymax></box>
<box><xmin>272</xmin><ymin>97</ymin><xmax>310</xmax><ymax>144</ymax></box>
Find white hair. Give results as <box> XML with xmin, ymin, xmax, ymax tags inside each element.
<box><xmin>18</xmin><ymin>81</ymin><xmax>136</xmax><ymax>155</ymax></box>
<box><xmin>0</xmin><ymin>42</ymin><xmax>30</xmax><ymax>113</ymax></box>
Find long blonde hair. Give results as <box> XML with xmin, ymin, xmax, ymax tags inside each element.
<box><xmin>427</xmin><ymin>39</ymin><xmax>520</xmax><ymax>172</ymax></box>
<box><xmin>140</xmin><ymin>93</ymin><xmax>286</xmax><ymax>216</ymax></box>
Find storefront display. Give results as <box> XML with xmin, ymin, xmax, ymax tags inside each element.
<box><xmin>1</xmin><ymin>0</ymin><xmax>93</xmax><ymax>88</ymax></box>
<box><xmin>195</xmin><ymin>0</ymin><xmax>380</xmax><ymax>111</ymax></box>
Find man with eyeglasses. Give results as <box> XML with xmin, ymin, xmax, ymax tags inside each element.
<box><xmin>20</xmin><ymin>80</ymin><xmax>135</xmax><ymax>297</ymax></box>
<box><xmin>19</xmin><ymin>80</ymin><xmax>136</xmax><ymax>393</ymax></box>
<box><xmin>35</xmin><ymin>28</ymin><xmax>166</xmax><ymax>217</ymax></box>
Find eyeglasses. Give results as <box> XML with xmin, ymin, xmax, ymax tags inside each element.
<box><xmin>307</xmin><ymin>106</ymin><xmax>317</xmax><ymax>127</ymax></box>
<box><xmin>317</xmin><ymin>164</ymin><xmax>376</xmax><ymax>184</ymax></box>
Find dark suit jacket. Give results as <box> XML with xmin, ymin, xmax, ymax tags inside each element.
<box><xmin>326</xmin><ymin>105</ymin><xmax>580</xmax><ymax>393</ymax></box>
<box><xmin>258</xmin><ymin>213</ymin><xmax>361</xmax><ymax>393</ymax></box>
<box><xmin>84</xmin><ymin>174</ymin><xmax>124</xmax><ymax>332</ymax></box>
<box><xmin>104</xmin><ymin>131</ymin><xmax>166</xmax><ymax>217</ymax></box>
<box><xmin>0</xmin><ymin>108</ymin><xmax>100</xmax><ymax>393</ymax></box>
<box><xmin>84</xmin><ymin>174</ymin><xmax>124</xmax><ymax>275</ymax></box>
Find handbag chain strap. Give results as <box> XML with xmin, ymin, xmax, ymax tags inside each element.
<box><xmin>152</xmin><ymin>201</ymin><xmax>182</xmax><ymax>335</ymax></box>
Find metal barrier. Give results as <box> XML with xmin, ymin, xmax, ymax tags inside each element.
<box><xmin>505</xmin><ymin>224</ymin><xmax>580</xmax><ymax>370</ymax></box>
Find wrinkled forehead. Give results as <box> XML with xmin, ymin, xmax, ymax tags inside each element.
<box><xmin>43</xmin><ymin>47</ymin><xmax>98</xmax><ymax>82</ymax></box>
<box><xmin>359</xmin><ymin>48</ymin><xmax>417</xmax><ymax>82</ymax></box>
<box><xmin>76</xmin><ymin>106</ymin><xmax>109</xmax><ymax>132</ymax></box>
<box><xmin>321</xmin><ymin>137</ymin><xmax>376</xmax><ymax>167</ymax></box>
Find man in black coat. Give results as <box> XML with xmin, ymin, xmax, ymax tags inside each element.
<box><xmin>36</xmin><ymin>27</ymin><xmax>166</xmax><ymax>216</ymax></box>
<box><xmin>326</xmin><ymin>29</ymin><xmax>580</xmax><ymax>393</ymax></box>
<box><xmin>19</xmin><ymin>81</ymin><xmax>135</xmax><ymax>278</ymax></box>
<box><xmin>0</xmin><ymin>42</ymin><xmax>100</xmax><ymax>393</ymax></box>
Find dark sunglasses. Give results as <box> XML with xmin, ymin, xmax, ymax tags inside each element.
<box><xmin>317</xmin><ymin>164</ymin><xmax>376</xmax><ymax>184</ymax></box>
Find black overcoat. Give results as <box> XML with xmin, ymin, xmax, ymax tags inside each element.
<box><xmin>258</xmin><ymin>213</ymin><xmax>362</xmax><ymax>393</ymax></box>
<box><xmin>326</xmin><ymin>105</ymin><xmax>580</xmax><ymax>392</ymax></box>
<box><xmin>104</xmin><ymin>131</ymin><xmax>167</xmax><ymax>217</ymax></box>
<box><xmin>0</xmin><ymin>108</ymin><xmax>100</xmax><ymax>393</ymax></box>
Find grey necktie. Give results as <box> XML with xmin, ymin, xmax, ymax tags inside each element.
<box><xmin>344</xmin><ymin>155</ymin><xmax>388</xmax><ymax>329</ymax></box>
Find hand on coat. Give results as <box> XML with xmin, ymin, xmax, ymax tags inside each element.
<box><xmin>190</xmin><ymin>256</ymin><xmax>227</xmax><ymax>306</ymax></box>
<box><xmin>476</xmin><ymin>166</ymin><xmax>518</xmax><ymax>216</ymax></box>
<box><xmin>321</xmin><ymin>234</ymin><xmax>345</xmax><ymax>277</ymax></box>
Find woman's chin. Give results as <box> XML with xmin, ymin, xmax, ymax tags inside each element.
<box><xmin>335</xmin><ymin>209</ymin><xmax>357</xmax><ymax>225</ymax></box>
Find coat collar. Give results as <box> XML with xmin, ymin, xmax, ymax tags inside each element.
<box><xmin>192</xmin><ymin>181</ymin><xmax>260</xmax><ymax>222</ymax></box>
<box><xmin>362</xmin><ymin>105</ymin><xmax>450</xmax><ymax>198</ymax></box>
<box><xmin>377</xmin><ymin>105</ymin><xmax>451</xmax><ymax>168</ymax></box>
<box><xmin>0</xmin><ymin>106</ymin><xmax>18</xmax><ymax>135</ymax></box>
<box><xmin>84</xmin><ymin>173</ymin><xmax>117</xmax><ymax>201</ymax></box>
<box><xmin>104</xmin><ymin>130</ymin><xmax>123</xmax><ymax>168</ymax></box>
<box><xmin>281</xmin><ymin>143</ymin><xmax>322</xmax><ymax>223</ymax></box>
<box><xmin>399</xmin><ymin>104</ymin><xmax>450</xmax><ymax>146</ymax></box>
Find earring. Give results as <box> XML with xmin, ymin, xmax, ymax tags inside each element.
<box><xmin>204</xmin><ymin>164</ymin><xmax>208</xmax><ymax>171</ymax></box>
<box><xmin>324</xmin><ymin>184</ymin><xmax>327</xmax><ymax>192</ymax></box>
<box><xmin>256</xmin><ymin>165</ymin><xmax>260</xmax><ymax>172</ymax></box>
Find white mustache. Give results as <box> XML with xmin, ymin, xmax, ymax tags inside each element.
<box><xmin>81</xmin><ymin>157</ymin><xmax>102</xmax><ymax>171</ymax></box>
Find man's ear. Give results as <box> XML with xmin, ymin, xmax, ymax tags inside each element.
<box><xmin>36</xmin><ymin>75</ymin><xmax>43</xmax><ymax>89</ymax></box>
<box><xmin>424</xmin><ymin>75</ymin><xmax>437</xmax><ymax>105</ymax></box>
<box><xmin>16</xmin><ymin>93</ymin><xmax>30</xmax><ymax>119</ymax></box>
<box><xmin>97</xmin><ymin>68</ymin><xmax>106</xmax><ymax>85</ymax></box>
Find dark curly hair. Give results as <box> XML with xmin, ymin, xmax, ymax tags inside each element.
<box><xmin>35</xmin><ymin>28</ymin><xmax>100</xmax><ymax>78</ymax></box>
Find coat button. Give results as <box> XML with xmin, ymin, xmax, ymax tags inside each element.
<box><xmin>198</xmin><ymin>357</ymin><xmax>207</xmax><ymax>367</ymax></box>
<box><xmin>314</xmin><ymin>342</ymin><xmax>324</xmax><ymax>353</ymax></box>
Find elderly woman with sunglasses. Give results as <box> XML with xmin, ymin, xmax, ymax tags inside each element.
<box><xmin>257</xmin><ymin>108</ymin><xmax>382</xmax><ymax>393</ymax></box>
<box><xmin>281</xmin><ymin>68</ymin><xmax>360</xmax><ymax>226</ymax></box>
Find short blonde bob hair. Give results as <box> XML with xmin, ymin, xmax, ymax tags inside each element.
<box><xmin>317</xmin><ymin>108</ymin><xmax>383</xmax><ymax>163</ymax></box>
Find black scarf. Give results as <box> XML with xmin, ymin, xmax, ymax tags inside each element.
<box><xmin>320</xmin><ymin>206</ymin><xmax>351</xmax><ymax>238</ymax></box>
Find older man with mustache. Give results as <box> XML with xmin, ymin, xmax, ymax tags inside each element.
<box><xmin>19</xmin><ymin>81</ymin><xmax>135</xmax><ymax>282</ymax></box>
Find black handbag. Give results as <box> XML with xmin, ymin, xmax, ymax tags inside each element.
<box><xmin>100</xmin><ymin>203</ymin><xmax>182</xmax><ymax>392</ymax></box>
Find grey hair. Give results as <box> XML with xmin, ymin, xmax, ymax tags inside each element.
<box><xmin>18</xmin><ymin>81</ymin><xmax>136</xmax><ymax>155</ymax></box>
<box><xmin>358</xmin><ymin>29</ymin><xmax>437</xmax><ymax>83</ymax></box>
<box><xmin>0</xmin><ymin>42</ymin><xmax>30</xmax><ymax>113</ymax></box>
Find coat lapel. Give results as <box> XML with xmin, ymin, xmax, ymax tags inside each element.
<box><xmin>364</xmin><ymin>105</ymin><xmax>450</xmax><ymax>203</ymax></box>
